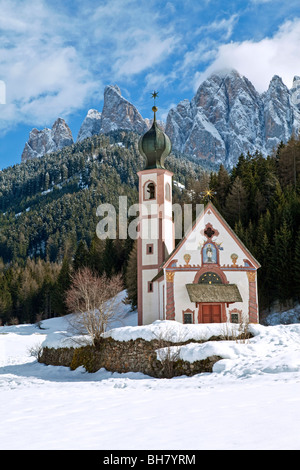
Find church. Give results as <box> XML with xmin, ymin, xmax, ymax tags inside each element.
<box><xmin>137</xmin><ymin>104</ymin><xmax>260</xmax><ymax>326</ymax></box>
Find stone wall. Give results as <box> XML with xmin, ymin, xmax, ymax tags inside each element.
<box><xmin>38</xmin><ymin>336</ymin><xmax>222</xmax><ymax>378</ymax></box>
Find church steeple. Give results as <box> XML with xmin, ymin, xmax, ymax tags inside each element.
<box><xmin>138</xmin><ymin>95</ymin><xmax>172</xmax><ymax>170</ymax></box>
<box><xmin>137</xmin><ymin>92</ymin><xmax>174</xmax><ymax>325</ymax></box>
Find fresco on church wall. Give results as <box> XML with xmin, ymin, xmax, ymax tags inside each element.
<box><xmin>202</xmin><ymin>242</ymin><xmax>217</xmax><ymax>264</ymax></box>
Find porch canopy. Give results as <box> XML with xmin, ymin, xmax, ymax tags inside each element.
<box><xmin>186</xmin><ymin>284</ymin><xmax>242</xmax><ymax>303</ymax></box>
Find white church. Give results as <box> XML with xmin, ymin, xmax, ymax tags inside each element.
<box><xmin>137</xmin><ymin>105</ymin><xmax>260</xmax><ymax>326</ymax></box>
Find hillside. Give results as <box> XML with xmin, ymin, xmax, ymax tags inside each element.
<box><xmin>1</xmin><ymin>130</ymin><xmax>206</xmax><ymax>264</ymax></box>
<box><xmin>1</xmin><ymin>128</ymin><xmax>300</xmax><ymax>326</ymax></box>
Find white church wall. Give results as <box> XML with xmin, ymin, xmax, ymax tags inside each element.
<box><xmin>142</xmin><ymin>269</ymin><xmax>160</xmax><ymax>325</ymax></box>
<box><xmin>223</xmin><ymin>270</ymin><xmax>249</xmax><ymax>322</ymax></box>
<box><xmin>173</xmin><ymin>271</ymin><xmax>198</xmax><ymax>323</ymax></box>
<box><xmin>169</xmin><ymin>209</ymin><xmax>255</xmax><ymax>271</ymax></box>
<box><xmin>159</xmin><ymin>281</ymin><xmax>164</xmax><ymax>320</ymax></box>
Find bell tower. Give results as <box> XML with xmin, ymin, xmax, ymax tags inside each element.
<box><xmin>137</xmin><ymin>99</ymin><xmax>174</xmax><ymax>325</ymax></box>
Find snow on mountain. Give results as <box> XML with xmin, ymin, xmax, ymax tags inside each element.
<box><xmin>1</xmin><ymin>299</ymin><xmax>300</xmax><ymax>449</ymax></box>
<box><xmin>21</xmin><ymin>71</ymin><xmax>300</xmax><ymax>167</ymax></box>
<box><xmin>291</xmin><ymin>75</ymin><xmax>300</xmax><ymax>110</ymax></box>
<box><xmin>21</xmin><ymin>118</ymin><xmax>74</xmax><ymax>162</ymax></box>
<box><xmin>76</xmin><ymin>85</ymin><xmax>149</xmax><ymax>143</ymax></box>
<box><xmin>100</xmin><ymin>84</ymin><xmax>148</xmax><ymax>135</ymax></box>
<box><xmin>262</xmin><ymin>75</ymin><xmax>297</xmax><ymax>155</ymax></box>
<box><xmin>166</xmin><ymin>69</ymin><xmax>300</xmax><ymax>167</ymax></box>
<box><xmin>76</xmin><ymin>109</ymin><xmax>102</xmax><ymax>142</ymax></box>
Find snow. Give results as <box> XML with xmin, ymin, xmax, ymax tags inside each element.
<box><xmin>1</xmin><ymin>296</ymin><xmax>300</xmax><ymax>450</ymax></box>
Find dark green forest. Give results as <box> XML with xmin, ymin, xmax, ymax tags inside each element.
<box><xmin>0</xmin><ymin>130</ymin><xmax>206</xmax><ymax>324</ymax></box>
<box><xmin>0</xmin><ymin>129</ymin><xmax>300</xmax><ymax>325</ymax></box>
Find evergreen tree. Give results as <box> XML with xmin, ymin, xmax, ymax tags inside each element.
<box><xmin>0</xmin><ymin>280</ymin><xmax>12</xmax><ymax>324</ymax></box>
<box><xmin>277</xmin><ymin>135</ymin><xmax>300</xmax><ymax>188</ymax></box>
<box><xmin>215</xmin><ymin>164</ymin><xmax>230</xmax><ymax>208</ymax></box>
<box><xmin>224</xmin><ymin>176</ymin><xmax>248</xmax><ymax>225</ymax></box>
<box><xmin>125</xmin><ymin>241</ymin><xmax>137</xmax><ymax>309</ymax></box>
<box><xmin>294</xmin><ymin>230</ymin><xmax>300</xmax><ymax>300</ymax></box>
<box><xmin>53</xmin><ymin>256</ymin><xmax>72</xmax><ymax>316</ymax></box>
<box><xmin>73</xmin><ymin>240</ymin><xmax>89</xmax><ymax>272</ymax></box>
<box><xmin>256</xmin><ymin>232</ymin><xmax>273</xmax><ymax>311</ymax></box>
<box><xmin>88</xmin><ymin>233</ymin><xmax>104</xmax><ymax>275</ymax></box>
<box><xmin>272</xmin><ymin>220</ymin><xmax>293</xmax><ymax>305</ymax></box>
<box><xmin>102</xmin><ymin>238</ymin><xmax>116</xmax><ymax>278</ymax></box>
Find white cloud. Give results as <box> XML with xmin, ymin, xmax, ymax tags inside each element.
<box><xmin>113</xmin><ymin>33</ymin><xmax>177</xmax><ymax>77</ymax></box>
<box><xmin>194</xmin><ymin>18</ymin><xmax>300</xmax><ymax>92</ymax></box>
<box><xmin>0</xmin><ymin>0</ymin><xmax>180</xmax><ymax>132</ymax></box>
<box><xmin>91</xmin><ymin>1</ymin><xmax>179</xmax><ymax>79</ymax></box>
<box><xmin>0</xmin><ymin>81</ymin><xmax>6</xmax><ymax>105</ymax></box>
<box><xmin>0</xmin><ymin>0</ymin><xmax>98</xmax><ymax>130</ymax></box>
<box><xmin>196</xmin><ymin>14</ymin><xmax>239</xmax><ymax>41</ymax></box>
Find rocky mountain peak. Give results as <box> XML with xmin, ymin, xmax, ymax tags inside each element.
<box><xmin>51</xmin><ymin>118</ymin><xmax>73</xmax><ymax>148</ymax></box>
<box><xmin>21</xmin><ymin>71</ymin><xmax>300</xmax><ymax>168</ymax></box>
<box><xmin>77</xmin><ymin>85</ymin><xmax>149</xmax><ymax>142</ymax></box>
<box><xmin>21</xmin><ymin>118</ymin><xmax>73</xmax><ymax>162</ymax></box>
<box><xmin>262</xmin><ymin>74</ymin><xmax>298</xmax><ymax>152</ymax></box>
<box><xmin>166</xmin><ymin>69</ymin><xmax>300</xmax><ymax>167</ymax></box>
<box><xmin>100</xmin><ymin>85</ymin><xmax>148</xmax><ymax>135</ymax></box>
<box><xmin>291</xmin><ymin>76</ymin><xmax>300</xmax><ymax>110</ymax></box>
<box><xmin>77</xmin><ymin>109</ymin><xmax>102</xmax><ymax>142</ymax></box>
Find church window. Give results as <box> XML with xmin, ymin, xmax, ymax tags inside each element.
<box><xmin>204</xmin><ymin>226</ymin><xmax>215</xmax><ymax>238</ymax></box>
<box><xmin>183</xmin><ymin>309</ymin><xmax>194</xmax><ymax>324</ymax></box>
<box><xmin>146</xmin><ymin>244</ymin><xmax>154</xmax><ymax>254</ymax></box>
<box><xmin>230</xmin><ymin>309</ymin><xmax>242</xmax><ymax>323</ymax></box>
<box><xmin>231</xmin><ymin>313</ymin><xmax>239</xmax><ymax>323</ymax></box>
<box><xmin>183</xmin><ymin>312</ymin><xmax>193</xmax><ymax>324</ymax></box>
<box><xmin>199</xmin><ymin>272</ymin><xmax>222</xmax><ymax>284</ymax></box>
<box><xmin>144</xmin><ymin>181</ymin><xmax>156</xmax><ymax>200</ymax></box>
<box><xmin>203</xmin><ymin>223</ymin><xmax>219</xmax><ymax>240</ymax></box>
<box><xmin>148</xmin><ymin>281</ymin><xmax>153</xmax><ymax>293</ymax></box>
<box><xmin>165</xmin><ymin>182</ymin><xmax>171</xmax><ymax>201</ymax></box>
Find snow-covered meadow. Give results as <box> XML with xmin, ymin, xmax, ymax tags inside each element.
<box><xmin>1</xmin><ymin>294</ymin><xmax>300</xmax><ymax>450</ymax></box>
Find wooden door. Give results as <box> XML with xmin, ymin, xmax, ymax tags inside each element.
<box><xmin>201</xmin><ymin>304</ymin><xmax>221</xmax><ymax>323</ymax></box>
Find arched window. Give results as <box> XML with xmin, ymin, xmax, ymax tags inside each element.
<box><xmin>165</xmin><ymin>182</ymin><xmax>171</xmax><ymax>201</ymax></box>
<box><xmin>198</xmin><ymin>272</ymin><xmax>222</xmax><ymax>285</ymax></box>
<box><xmin>144</xmin><ymin>181</ymin><xmax>156</xmax><ymax>200</ymax></box>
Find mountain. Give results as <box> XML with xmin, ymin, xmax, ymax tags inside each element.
<box><xmin>291</xmin><ymin>76</ymin><xmax>300</xmax><ymax>110</ymax></box>
<box><xmin>100</xmin><ymin>85</ymin><xmax>148</xmax><ymax>135</ymax></box>
<box><xmin>77</xmin><ymin>85</ymin><xmax>148</xmax><ymax>142</ymax></box>
<box><xmin>166</xmin><ymin>70</ymin><xmax>300</xmax><ymax>167</ymax></box>
<box><xmin>21</xmin><ymin>71</ymin><xmax>300</xmax><ymax>167</ymax></box>
<box><xmin>21</xmin><ymin>118</ymin><xmax>74</xmax><ymax>162</ymax></box>
<box><xmin>76</xmin><ymin>109</ymin><xmax>102</xmax><ymax>142</ymax></box>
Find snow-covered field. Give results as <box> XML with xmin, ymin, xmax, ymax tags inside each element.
<box><xmin>1</xmin><ymin>296</ymin><xmax>300</xmax><ymax>450</ymax></box>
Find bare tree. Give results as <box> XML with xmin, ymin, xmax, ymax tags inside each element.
<box><xmin>65</xmin><ymin>267</ymin><xmax>124</xmax><ymax>346</ymax></box>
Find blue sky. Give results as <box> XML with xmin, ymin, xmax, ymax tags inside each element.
<box><xmin>0</xmin><ymin>0</ymin><xmax>300</xmax><ymax>169</ymax></box>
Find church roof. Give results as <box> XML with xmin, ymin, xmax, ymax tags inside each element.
<box><xmin>138</xmin><ymin>106</ymin><xmax>172</xmax><ymax>170</ymax></box>
<box><xmin>161</xmin><ymin>202</ymin><xmax>261</xmax><ymax>269</ymax></box>
<box><xmin>186</xmin><ymin>283</ymin><xmax>242</xmax><ymax>303</ymax></box>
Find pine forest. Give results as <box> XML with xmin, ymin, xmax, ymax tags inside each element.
<box><xmin>0</xmin><ymin>129</ymin><xmax>300</xmax><ymax>325</ymax></box>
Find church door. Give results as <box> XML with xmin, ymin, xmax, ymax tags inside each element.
<box><xmin>200</xmin><ymin>304</ymin><xmax>222</xmax><ymax>323</ymax></box>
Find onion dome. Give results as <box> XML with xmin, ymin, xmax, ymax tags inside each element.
<box><xmin>138</xmin><ymin>105</ymin><xmax>171</xmax><ymax>170</ymax></box>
